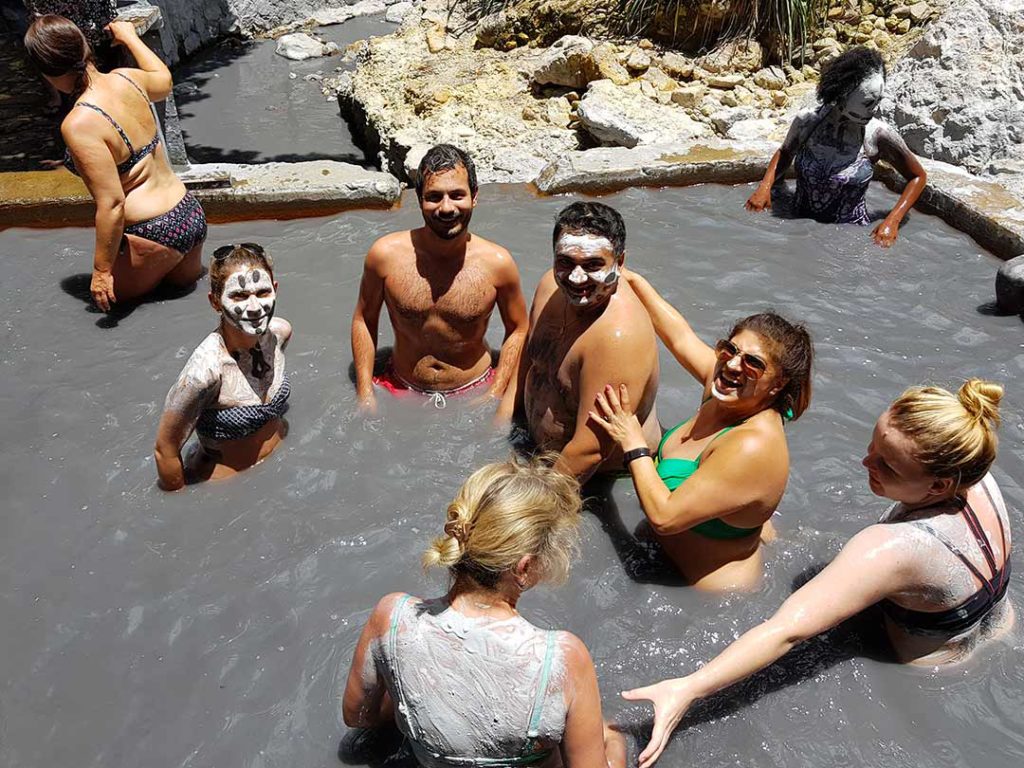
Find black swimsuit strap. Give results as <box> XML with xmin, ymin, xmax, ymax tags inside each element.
<box><xmin>75</xmin><ymin>102</ymin><xmax>135</xmax><ymax>154</ymax></box>
<box><xmin>910</xmin><ymin>519</ymin><xmax>996</xmax><ymax>596</ymax></box>
<box><xmin>978</xmin><ymin>478</ymin><xmax>1009</xmax><ymax>579</ymax></box>
<box><xmin>960</xmin><ymin>501</ymin><xmax>999</xmax><ymax>580</ymax></box>
<box><xmin>115</xmin><ymin>72</ymin><xmax>151</xmax><ymax>104</ymax></box>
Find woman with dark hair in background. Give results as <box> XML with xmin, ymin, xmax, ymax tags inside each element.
<box><xmin>24</xmin><ymin>15</ymin><xmax>206</xmax><ymax>311</ymax></box>
<box><xmin>590</xmin><ymin>271</ymin><xmax>813</xmax><ymax>591</ymax></box>
<box><xmin>745</xmin><ymin>46</ymin><xmax>927</xmax><ymax>247</ymax></box>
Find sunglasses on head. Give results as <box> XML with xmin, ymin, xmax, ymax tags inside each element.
<box><xmin>715</xmin><ymin>339</ymin><xmax>768</xmax><ymax>379</ymax></box>
<box><xmin>213</xmin><ymin>242</ymin><xmax>265</xmax><ymax>261</ymax></box>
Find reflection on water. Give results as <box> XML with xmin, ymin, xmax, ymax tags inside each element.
<box><xmin>1</xmin><ymin>183</ymin><xmax>1022</xmax><ymax>768</ymax></box>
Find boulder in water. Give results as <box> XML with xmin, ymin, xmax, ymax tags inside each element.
<box><xmin>276</xmin><ymin>33</ymin><xmax>328</xmax><ymax>61</ymax></box>
<box><xmin>996</xmin><ymin>254</ymin><xmax>1024</xmax><ymax>315</ymax></box>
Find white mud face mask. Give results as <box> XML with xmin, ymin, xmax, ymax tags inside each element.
<box><xmin>840</xmin><ymin>70</ymin><xmax>885</xmax><ymax>125</ymax></box>
<box><xmin>220</xmin><ymin>266</ymin><xmax>276</xmax><ymax>336</ymax></box>
<box><xmin>554</xmin><ymin>234</ymin><xmax>621</xmax><ymax>307</ymax></box>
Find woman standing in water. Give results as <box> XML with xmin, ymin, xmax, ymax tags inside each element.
<box><xmin>154</xmin><ymin>244</ymin><xmax>291</xmax><ymax>491</ymax></box>
<box><xmin>590</xmin><ymin>271</ymin><xmax>812</xmax><ymax>590</ymax></box>
<box><xmin>745</xmin><ymin>46</ymin><xmax>926</xmax><ymax>248</ymax></box>
<box><xmin>24</xmin><ymin>16</ymin><xmax>206</xmax><ymax>311</ymax></box>
<box><xmin>622</xmin><ymin>380</ymin><xmax>1012</xmax><ymax>768</ymax></box>
<box><xmin>343</xmin><ymin>457</ymin><xmax>626</xmax><ymax>768</ymax></box>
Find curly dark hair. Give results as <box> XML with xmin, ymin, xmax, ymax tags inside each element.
<box><xmin>552</xmin><ymin>201</ymin><xmax>626</xmax><ymax>258</ymax></box>
<box><xmin>415</xmin><ymin>144</ymin><xmax>479</xmax><ymax>199</ymax></box>
<box><xmin>728</xmin><ymin>312</ymin><xmax>814</xmax><ymax>421</ymax></box>
<box><xmin>817</xmin><ymin>46</ymin><xmax>886</xmax><ymax>106</ymax></box>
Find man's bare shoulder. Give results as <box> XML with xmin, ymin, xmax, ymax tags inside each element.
<box><xmin>365</xmin><ymin>230</ymin><xmax>414</xmax><ymax>271</ymax></box>
<box><xmin>468</xmin><ymin>234</ymin><xmax>519</xmax><ymax>278</ymax></box>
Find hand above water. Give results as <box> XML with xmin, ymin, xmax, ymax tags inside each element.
<box><xmin>90</xmin><ymin>269</ymin><xmax>116</xmax><ymax>312</ymax></box>
<box><xmin>745</xmin><ymin>186</ymin><xmax>772</xmax><ymax>212</ymax></box>
<box><xmin>621</xmin><ymin>678</ymin><xmax>697</xmax><ymax>768</ymax></box>
<box><xmin>589</xmin><ymin>384</ymin><xmax>647</xmax><ymax>453</ymax></box>
<box><xmin>871</xmin><ymin>219</ymin><xmax>899</xmax><ymax>248</ymax></box>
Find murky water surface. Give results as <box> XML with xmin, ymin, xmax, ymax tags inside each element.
<box><xmin>173</xmin><ymin>17</ymin><xmax>393</xmax><ymax>165</ymax></box>
<box><xmin>2</xmin><ymin>184</ymin><xmax>1023</xmax><ymax>768</ymax></box>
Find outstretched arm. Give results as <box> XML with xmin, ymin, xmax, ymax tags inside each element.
<box><xmin>622</xmin><ymin>526</ymin><xmax>912</xmax><ymax>768</ymax></box>
<box><xmin>872</xmin><ymin>125</ymin><xmax>927</xmax><ymax>248</ymax></box>
<box><xmin>624</xmin><ymin>271</ymin><xmax>715</xmax><ymax>384</ymax></box>
<box><xmin>351</xmin><ymin>245</ymin><xmax>387</xmax><ymax>414</ymax></box>
<box><xmin>487</xmin><ymin>250</ymin><xmax>529</xmax><ymax>405</ymax></box>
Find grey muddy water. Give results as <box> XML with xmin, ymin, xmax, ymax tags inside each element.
<box><xmin>173</xmin><ymin>16</ymin><xmax>394</xmax><ymax>165</ymax></box>
<box><xmin>1</xmin><ymin>183</ymin><xmax>1022</xmax><ymax>768</ymax></box>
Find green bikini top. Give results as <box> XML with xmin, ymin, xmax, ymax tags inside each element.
<box><xmin>655</xmin><ymin>415</ymin><xmax>763</xmax><ymax>540</ymax></box>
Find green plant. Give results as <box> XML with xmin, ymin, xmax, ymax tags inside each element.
<box><xmin>618</xmin><ymin>0</ymin><xmax>829</xmax><ymax>63</ymax></box>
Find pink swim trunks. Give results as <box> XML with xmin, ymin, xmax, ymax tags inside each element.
<box><xmin>373</xmin><ymin>364</ymin><xmax>495</xmax><ymax>408</ymax></box>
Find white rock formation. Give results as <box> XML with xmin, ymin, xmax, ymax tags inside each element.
<box><xmin>275</xmin><ymin>32</ymin><xmax>328</xmax><ymax>60</ymax></box>
<box><xmin>577</xmin><ymin>80</ymin><xmax>710</xmax><ymax>148</ymax></box>
<box><xmin>312</xmin><ymin>1</ymin><xmax>387</xmax><ymax>26</ymax></box>
<box><xmin>526</xmin><ymin>35</ymin><xmax>595</xmax><ymax>88</ymax></box>
<box><xmin>385</xmin><ymin>2</ymin><xmax>415</xmax><ymax>23</ymax></box>
<box><xmin>882</xmin><ymin>0</ymin><xmax>1024</xmax><ymax>196</ymax></box>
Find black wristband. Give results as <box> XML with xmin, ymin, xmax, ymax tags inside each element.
<box><xmin>622</xmin><ymin>447</ymin><xmax>653</xmax><ymax>465</ymax></box>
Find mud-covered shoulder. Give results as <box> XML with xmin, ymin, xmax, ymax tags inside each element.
<box><xmin>162</xmin><ymin>333</ymin><xmax>225</xmax><ymax>414</ymax></box>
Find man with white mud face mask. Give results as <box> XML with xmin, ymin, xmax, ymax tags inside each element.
<box><xmin>501</xmin><ymin>201</ymin><xmax>660</xmax><ymax>482</ymax></box>
<box><xmin>351</xmin><ymin>144</ymin><xmax>528</xmax><ymax>414</ymax></box>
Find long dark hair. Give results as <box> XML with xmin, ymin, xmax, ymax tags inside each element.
<box><xmin>24</xmin><ymin>15</ymin><xmax>94</xmax><ymax>98</ymax></box>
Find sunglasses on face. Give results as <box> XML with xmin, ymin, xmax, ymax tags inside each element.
<box><xmin>715</xmin><ymin>339</ymin><xmax>768</xmax><ymax>380</ymax></box>
<box><xmin>213</xmin><ymin>242</ymin><xmax>265</xmax><ymax>261</ymax></box>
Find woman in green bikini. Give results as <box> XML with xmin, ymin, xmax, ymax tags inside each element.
<box><xmin>590</xmin><ymin>271</ymin><xmax>813</xmax><ymax>590</ymax></box>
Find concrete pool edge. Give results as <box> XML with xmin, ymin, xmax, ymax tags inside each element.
<box><xmin>0</xmin><ymin>160</ymin><xmax>402</xmax><ymax>229</ymax></box>
<box><xmin>535</xmin><ymin>139</ymin><xmax>1024</xmax><ymax>261</ymax></box>
<box><xmin>2</xmin><ymin>144</ymin><xmax>1022</xmax><ymax>261</ymax></box>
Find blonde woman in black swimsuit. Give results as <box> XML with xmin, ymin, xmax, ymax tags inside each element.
<box><xmin>25</xmin><ymin>15</ymin><xmax>206</xmax><ymax>312</ymax></box>
<box><xmin>621</xmin><ymin>380</ymin><xmax>1013</xmax><ymax>768</ymax></box>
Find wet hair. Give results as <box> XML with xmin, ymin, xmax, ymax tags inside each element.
<box><xmin>817</xmin><ymin>46</ymin><xmax>885</xmax><ymax>105</ymax></box>
<box><xmin>24</xmin><ymin>15</ymin><xmax>94</xmax><ymax>98</ymax></box>
<box><xmin>415</xmin><ymin>144</ymin><xmax>478</xmax><ymax>199</ymax></box>
<box><xmin>552</xmin><ymin>201</ymin><xmax>626</xmax><ymax>259</ymax></box>
<box><xmin>209</xmin><ymin>243</ymin><xmax>275</xmax><ymax>297</ymax></box>
<box><xmin>728</xmin><ymin>312</ymin><xmax>814</xmax><ymax>420</ymax></box>
<box><xmin>889</xmin><ymin>379</ymin><xmax>1002</xmax><ymax>493</ymax></box>
<box><xmin>423</xmin><ymin>455</ymin><xmax>582</xmax><ymax>588</ymax></box>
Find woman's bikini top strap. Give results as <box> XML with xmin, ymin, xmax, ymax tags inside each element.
<box><xmin>115</xmin><ymin>72</ymin><xmax>151</xmax><ymax>104</ymax></box>
<box><xmin>74</xmin><ymin>102</ymin><xmax>135</xmax><ymax>154</ymax></box>
<box><xmin>909</xmin><ymin>519</ymin><xmax>995</xmax><ymax>595</ymax></box>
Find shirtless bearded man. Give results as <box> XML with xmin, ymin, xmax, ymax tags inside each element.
<box><xmin>501</xmin><ymin>202</ymin><xmax>660</xmax><ymax>482</ymax></box>
<box><xmin>351</xmin><ymin>144</ymin><xmax>528</xmax><ymax>413</ymax></box>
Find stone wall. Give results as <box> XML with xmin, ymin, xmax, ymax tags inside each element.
<box><xmin>149</xmin><ymin>0</ymin><xmax>356</xmax><ymax>64</ymax></box>
<box><xmin>881</xmin><ymin>0</ymin><xmax>1024</xmax><ymax>197</ymax></box>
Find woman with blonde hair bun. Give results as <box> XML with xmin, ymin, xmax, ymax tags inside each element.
<box><xmin>620</xmin><ymin>380</ymin><xmax>1013</xmax><ymax>768</ymax></box>
<box><xmin>343</xmin><ymin>456</ymin><xmax>626</xmax><ymax>768</ymax></box>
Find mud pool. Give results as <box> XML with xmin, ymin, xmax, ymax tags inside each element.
<box><xmin>173</xmin><ymin>16</ymin><xmax>394</xmax><ymax>165</ymax></box>
<box><xmin>1</xmin><ymin>183</ymin><xmax>1022</xmax><ymax>768</ymax></box>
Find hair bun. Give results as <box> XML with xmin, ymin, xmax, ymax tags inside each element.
<box><xmin>958</xmin><ymin>378</ymin><xmax>1003</xmax><ymax>426</ymax></box>
<box><xmin>443</xmin><ymin>502</ymin><xmax>472</xmax><ymax>545</ymax></box>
